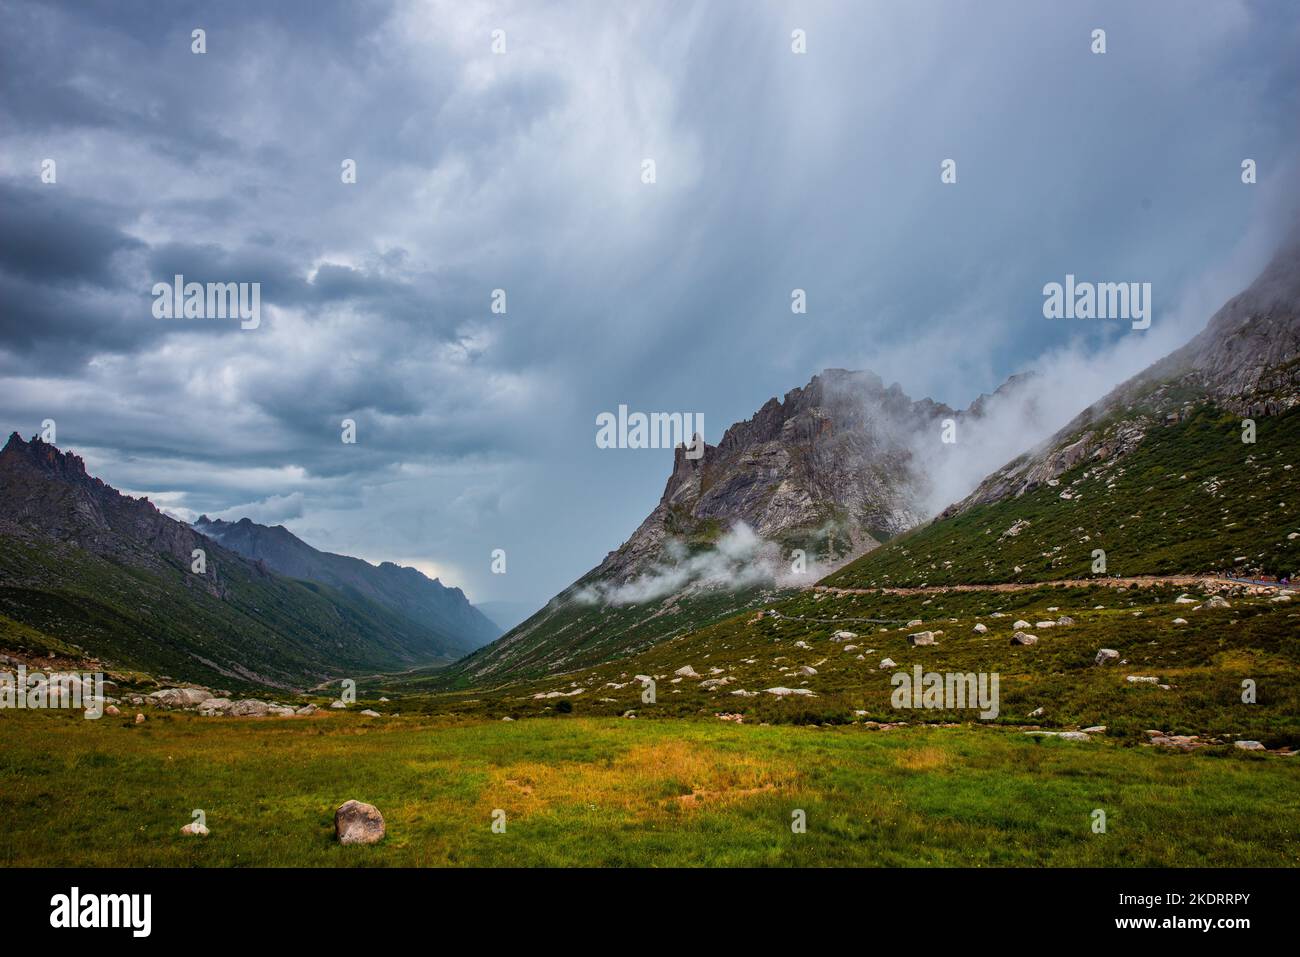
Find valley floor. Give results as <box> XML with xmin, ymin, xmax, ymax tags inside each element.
<box><xmin>1</xmin><ymin>710</ymin><xmax>1297</xmax><ymax>867</ymax></box>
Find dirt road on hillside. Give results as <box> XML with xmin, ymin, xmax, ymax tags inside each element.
<box><xmin>812</xmin><ymin>575</ymin><xmax>1257</xmax><ymax>597</ymax></box>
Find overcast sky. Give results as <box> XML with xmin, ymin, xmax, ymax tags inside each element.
<box><xmin>2</xmin><ymin>0</ymin><xmax>1297</xmax><ymax>610</ymax></box>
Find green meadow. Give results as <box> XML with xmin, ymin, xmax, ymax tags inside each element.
<box><xmin>1</xmin><ymin>709</ymin><xmax>1297</xmax><ymax>867</ymax></box>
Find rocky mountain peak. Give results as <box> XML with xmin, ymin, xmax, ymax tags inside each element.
<box><xmin>2</xmin><ymin>431</ymin><xmax>93</xmax><ymax>483</ymax></box>
<box><xmin>600</xmin><ymin>366</ymin><xmax>1039</xmax><ymax>594</ymax></box>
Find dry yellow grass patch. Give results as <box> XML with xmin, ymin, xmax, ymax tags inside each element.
<box><xmin>895</xmin><ymin>746</ymin><xmax>950</xmax><ymax>771</ymax></box>
<box><xmin>484</xmin><ymin>739</ymin><xmax>796</xmax><ymax>818</ymax></box>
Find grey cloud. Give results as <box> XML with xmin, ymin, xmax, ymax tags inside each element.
<box><xmin>2</xmin><ymin>0</ymin><xmax>1298</xmax><ymax>608</ymax></box>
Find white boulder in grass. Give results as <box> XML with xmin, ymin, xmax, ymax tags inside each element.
<box><xmin>228</xmin><ymin>699</ymin><xmax>270</xmax><ymax>717</ymax></box>
<box><xmin>831</xmin><ymin>631</ymin><xmax>858</xmax><ymax>641</ymax></box>
<box><xmin>973</xmin><ymin>623</ymin><xmax>988</xmax><ymax>634</ymax></box>
<box><xmin>1094</xmin><ymin>649</ymin><xmax>1119</xmax><ymax>666</ymax></box>
<box><xmin>674</xmin><ymin>665</ymin><xmax>700</xmax><ymax>678</ymax></box>
<box><xmin>335</xmin><ymin>800</ymin><xmax>386</xmax><ymax>845</ymax></box>
<box><xmin>907</xmin><ymin>631</ymin><xmax>937</xmax><ymax>647</ymax></box>
<box><xmin>150</xmin><ymin>688</ymin><xmax>213</xmax><ymax>709</ymax></box>
<box><xmin>1010</xmin><ymin>632</ymin><xmax>1037</xmax><ymax>646</ymax></box>
<box><xmin>1013</xmin><ymin>620</ymin><xmax>1031</xmax><ymax>630</ymax></box>
<box><xmin>878</xmin><ymin>658</ymin><xmax>896</xmax><ymax>670</ymax></box>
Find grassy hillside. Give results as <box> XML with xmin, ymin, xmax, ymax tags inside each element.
<box><xmin>2</xmin><ymin>710</ymin><xmax>1296</xmax><ymax>867</ymax></box>
<box><xmin>382</xmin><ymin>583</ymin><xmax>1300</xmax><ymax>748</ymax></box>
<box><xmin>431</xmin><ymin>583</ymin><xmax>788</xmax><ymax>689</ymax></box>
<box><xmin>824</xmin><ymin>405</ymin><xmax>1300</xmax><ymax>589</ymax></box>
<box><xmin>0</xmin><ymin>534</ymin><xmax>460</xmax><ymax>690</ymax></box>
<box><xmin>439</xmin><ymin>515</ymin><xmax>863</xmax><ymax>687</ymax></box>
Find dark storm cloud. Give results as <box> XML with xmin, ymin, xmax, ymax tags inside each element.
<box><xmin>0</xmin><ymin>182</ymin><xmax>142</xmax><ymax>285</ymax></box>
<box><xmin>2</xmin><ymin>0</ymin><xmax>1297</xmax><ymax>605</ymax></box>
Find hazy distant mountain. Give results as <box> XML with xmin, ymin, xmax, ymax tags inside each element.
<box><xmin>0</xmin><ymin>434</ymin><xmax>479</xmax><ymax>687</ymax></box>
<box><xmin>193</xmin><ymin>516</ymin><xmax>500</xmax><ymax>652</ymax></box>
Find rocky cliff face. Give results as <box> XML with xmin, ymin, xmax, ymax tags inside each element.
<box><xmin>591</xmin><ymin>369</ymin><xmax>959</xmax><ymax>589</ymax></box>
<box><xmin>589</xmin><ymin>367</ymin><xmax>1044</xmax><ymax>592</ymax></box>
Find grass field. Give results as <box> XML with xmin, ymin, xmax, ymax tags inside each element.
<box><xmin>1</xmin><ymin>709</ymin><xmax>1297</xmax><ymax>867</ymax></box>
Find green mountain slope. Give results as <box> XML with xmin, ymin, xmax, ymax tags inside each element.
<box><xmin>823</xmin><ymin>404</ymin><xmax>1299</xmax><ymax>589</ymax></box>
<box><xmin>194</xmin><ymin>515</ymin><xmax>499</xmax><ymax>652</ymax></box>
<box><xmin>0</xmin><ymin>433</ymin><xmax>467</xmax><ymax>688</ymax></box>
<box><xmin>437</xmin><ymin>578</ymin><xmax>787</xmax><ymax>687</ymax></box>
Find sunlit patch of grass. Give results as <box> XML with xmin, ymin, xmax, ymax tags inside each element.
<box><xmin>895</xmin><ymin>746</ymin><xmax>950</xmax><ymax>771</ymax></box>
<box><xmin>483</xmin><ymin>739</ymin><xmax>798</xmax><ymax>819</ymax></box>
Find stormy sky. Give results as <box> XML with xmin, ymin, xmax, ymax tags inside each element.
<box><xmin>2</xmin><ymin>0</ymin><xmax>1297</xmax><ymax>614</ymax></box>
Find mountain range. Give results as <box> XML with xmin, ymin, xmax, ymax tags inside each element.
<box><xmin>192</xmin><ymin>516</ymin><xmax>498</xmax><ymax>650</ymax></box>
<box><xmin>0</xmin><ymin>436</ymin><xmax>495</xmax><ymax>688</ymax></box>
<box><xmin>3</xmin><ymin>234</ymin><xmax>1297</xmax><ymax>693</ymax></box>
